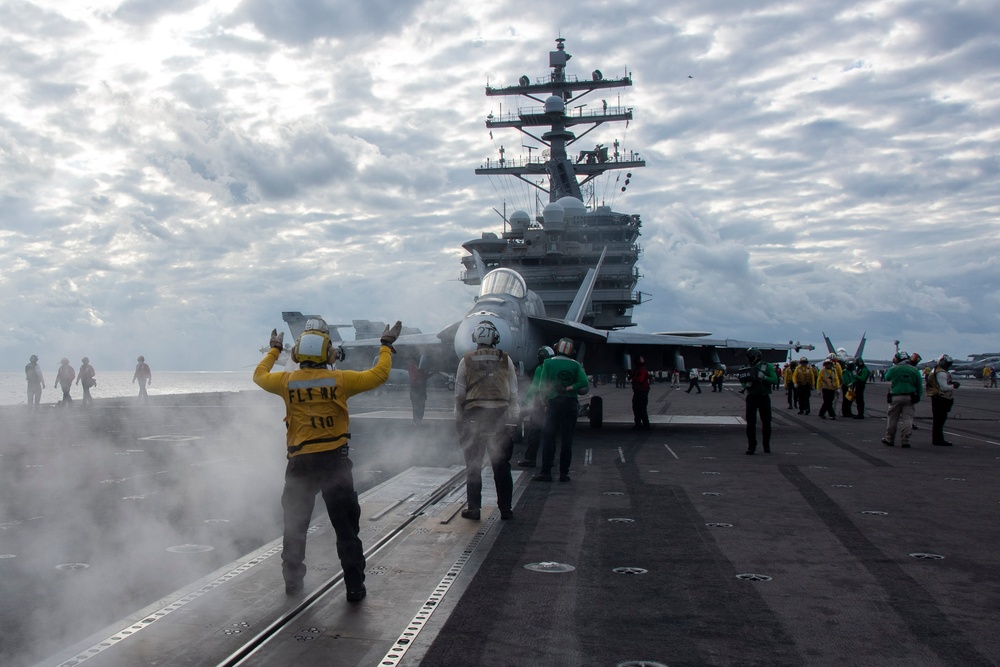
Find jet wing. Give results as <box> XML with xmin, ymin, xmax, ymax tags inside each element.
<box><xmin>336</xmin><ymin>330</ymin><xmax>453</xmax><ymax>374</ymax></box>
<box><xmin>528</xmin><ymin>317</ymin><xmax>795</xmax><ymax>374</ymax></box>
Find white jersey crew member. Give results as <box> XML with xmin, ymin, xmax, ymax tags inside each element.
<box><xmin>454</xmin><ymin>320</ymin><xmax>519</xmax><ymax>521</ymax></box>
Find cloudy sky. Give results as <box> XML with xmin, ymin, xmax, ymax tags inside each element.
<box><xmin>2</xmin><ymin>0</ymin><xmax>997</xmax><ymax>371</ymax></box>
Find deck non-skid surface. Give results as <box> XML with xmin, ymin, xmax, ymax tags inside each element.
<box><xmin>10</xmin><ymin>382</ymin><xmax>1000</xmax><ymax>666</ymax></box>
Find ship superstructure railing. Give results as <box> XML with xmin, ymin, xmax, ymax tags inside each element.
<box><xmin>486</xmin><ymin>104</ymin><xmax>633</xmax><ymax>124</ymax></box>
<box><xmin>479</xmin><ymin>150</ymin><xmax>643</xmax><ymax>172</ymax></box>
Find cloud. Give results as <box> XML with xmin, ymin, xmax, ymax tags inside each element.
<box><xmin>112</xmin><ymin>0</ymin><xmax>204</xmax><ymax>25</ymax></box>
<box><xmin>231</xmin><ymin>0</ymin><xmax>424</xmax><ymax>45</ymax></box>
<box><xmin>0</xmin><ymin>0</ymin><xmax>997</xmax><ymax>374</ymax></box>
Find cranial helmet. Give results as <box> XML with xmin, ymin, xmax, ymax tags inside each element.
<box><xmin>938</xmin><ymin>354</ymin><xmax>952</xmax><ymax>369</ymax></box>
<box><xmin>82</xmin><ymin>357</ymin><xmax>89</xmax><ymax>364</ymax></box>
<box><xmin>137</xmin><ymin>356</ymin><xmax>145</xmax><ymax>362</ymax></box>
<box><xmin>293</xmin><ymin>329</ymin><xmax>333</xmax><ymax>365</ymax></box>
<box><xmin>471</xmin><ymin>320</ymin><xmax>500</xmax><ymax>347</ymax></box>
<box><xmin>61</xmin><ymin>357</ymin><xmax>69</xmax><ymax>365</ymax></box>
<box><xmin>799</xmin><ymin>357</ymin><xmax>808</xmax><ymax>365</ymax></box>
<box><xmin>746</xmin><ymin>347</ymin><xmax>762</xmax><ymax>364</ymax></box>
<box><xmin>29</xmin><ymin>354</ymin><xmax>38</xmax><ymax>362</ymax></box>
<box><xmin>555</xmin><ymin>337</ymin><xmax>575</xmax><ymax>356</ymax></box>
<box><xmin>846</xmin><ymin>360</ymin><xmax>855</xmax><ymax>370</ymax></box>
<box><xmin>304</xmin><ymin>317</ymin><xmax>328</xmax><ymax>334</ymax></box>
<box><xmin>537</xmin><ymin>346</ymin><xmax>555</xmax><ymax>362</ymax></box>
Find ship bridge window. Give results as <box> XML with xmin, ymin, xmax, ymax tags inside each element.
<box><xmin>480</xmin><ymin>268</ymin><xmax>527</xmax><ymax>298</ymax></box>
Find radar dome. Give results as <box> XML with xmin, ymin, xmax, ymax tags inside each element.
<box><xmin>556</xmin><ymin>196</ymin><xmax>586</xmax><ymax>218</ymax></box>
<box><xmin>542</xmin><ymin>201</ymin><xmax>565</xmax><ymax>231</ymax></box>
<box><xmin>509</xmin><ymin>210</ymin><xmax>530</xmax><ymax>232</ymax></box>
<box><xmin>544</xmin><ymin>95</ymin><xmax>565</xmax><ymax>114</ymax></box>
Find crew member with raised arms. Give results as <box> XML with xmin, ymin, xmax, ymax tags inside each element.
<box><xmin>254</xmin><ymin>317</ymin><xmax>402</xmax><ymax>601</ymax></box>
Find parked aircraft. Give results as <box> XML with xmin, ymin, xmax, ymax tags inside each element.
<box><xmin>810</xmin><ymin>332</ymin><xmax>898</xmax><ymax>372</ymax></box>
<box><xmin>951</xmin><ymin>353</ymin><xmax>1000</xmax><ymax>376</ymax></box>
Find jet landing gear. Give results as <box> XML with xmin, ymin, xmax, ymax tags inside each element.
<box><xmin>581</xmin><ymin>396</ymin><xmax>603</xmax><ymax>428</ymax></box>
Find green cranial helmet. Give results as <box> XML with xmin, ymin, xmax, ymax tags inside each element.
<box><xmin>555</xmin><ymin>337</ymin><xmax>574</xmax><ymax>356</ymax></box>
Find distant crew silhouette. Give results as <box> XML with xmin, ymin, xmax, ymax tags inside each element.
<box><xmin>133</xmin><ymin>355</ymin><xmax>152</xmax><ymax>404</ymax></box>
<box><xmin>25</xmin><ymin>354</ymin><xmax>44</xmax><ymax>407</ymax></box>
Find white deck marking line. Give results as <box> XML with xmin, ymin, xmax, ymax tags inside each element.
<box><xmin>378</xmin><ymin>512</ymin><xmax>501</xmax><ymax>666</ymax></box>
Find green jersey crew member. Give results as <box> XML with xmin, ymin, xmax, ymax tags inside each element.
<box><xmin>882</xmin><ymin>351</ymin><xmax>923</xmax><ymax>448</ymax></box>
<box><xmin>254</xmin><ymin>317</ymin><xmax>402</xmax><ymax>601</ymax></box>
<box><xmin>533</xmin><ymin>338</ymin><xmax>589</xmax><ymax>482</ymax></box>
<box><xmin>740</xmin><ymin>347</ymin><xmax>778</xmax><ymax>454</ymax></box>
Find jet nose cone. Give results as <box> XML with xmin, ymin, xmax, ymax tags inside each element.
<box><xmin>454</xmin><ymin>315</ymin><xmax>513</xmax><ymax>359</ymax></box>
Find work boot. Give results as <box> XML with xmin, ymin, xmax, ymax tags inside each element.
<box><xmin>346</xmin><ymin>585</ymin><xmax>367</xmax><ymax>602</ymax></box>
<box><xmin>516</xmin><ymin>460</ymin><xmax>536</xmax><ymax>468</ymax></box>
<box><xmin>461</xmin><ymin>508</ymin><xmax>481</xmax><ymax>520</ymax></box>
<box><xmin>533</xmin><ymin>473</ymin><xmax>553</xmax><ymax>482</ymax></box>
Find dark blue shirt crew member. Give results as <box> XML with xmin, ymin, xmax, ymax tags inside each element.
<box><xmin>740</xmin><ymin>348</ymin><xmax>778</xmax><ymax>455</ymax></box>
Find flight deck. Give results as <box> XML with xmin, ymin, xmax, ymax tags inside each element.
<box><xmin>3</xmin><ymin>381</ymin><xmax>999</xmax><ymax>666</ymax></box>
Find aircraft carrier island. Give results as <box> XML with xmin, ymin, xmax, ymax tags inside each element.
<box><xmin>462</xmin><ymin>37</ymin><xmax>645</xmax><ymax>330</ymax></box>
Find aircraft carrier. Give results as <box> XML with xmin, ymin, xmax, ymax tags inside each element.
<box><xmin>5</xmin><ymin>381</ymin><xmax>1000</xmax><ymax>666</ymax></box>
<box><xmin>461</xmin><ymin>38</ymin><xmax>645</xmax><ymax>330</ymax></box>
<box><xmin>5</xmin><ymin>39</ymin><xmax>997</xmax><ymax>667</ymax></box>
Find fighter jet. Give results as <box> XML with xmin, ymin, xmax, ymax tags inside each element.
<box><xmin>315</xmin><ymin>251</ymin><xmax>801</xmax><ymax>382</ymax></box>
<box><xmin>951</xmin><ymin>353</ymin><xmax>1000</xmax><ymax>376</ymax></box>
<box><xmin>813</xmin><ymin>332</ymin><xmax>899</xmax><ymax>372</ymax></box>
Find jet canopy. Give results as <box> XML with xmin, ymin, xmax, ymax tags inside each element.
<box><xmin>480</xmin><ymin>269</ymin><xmax>526</xmax><ymax>299</ymax></box>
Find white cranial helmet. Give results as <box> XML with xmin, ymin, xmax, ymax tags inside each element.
<box><xmin>471</xmin><ymin>320</ymin><xmax>500</xmax><ymax>347</ymax></box>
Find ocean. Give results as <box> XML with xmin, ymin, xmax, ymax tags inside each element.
<box><xmin>1</xmin><ymin>370</ymin><xmax>258</xmax><ymax>406</ymax></box>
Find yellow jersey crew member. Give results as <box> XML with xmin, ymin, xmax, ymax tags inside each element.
<box><xmin>254</xmin><ymin>317</ymin><xmax>402</xmax><ymax>601</ymax></box>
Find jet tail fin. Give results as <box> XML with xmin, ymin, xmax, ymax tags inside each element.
<box><xmin>472</xmin><ymin>249</ymin><xmax>487</xmax><ymax>284</ymax></box>
<box><xmin>854</xmin><ymin>333</ymin><xmax>867</xmax><ymax>360</ymax></box>
<box><xmin>565</xmin><ymin>247</ymin><xmax>607</xmax><ymax>324</ymax></box>
<box><xmin>283</xmin><ymin>311</ymin><xmax>350</xmax><ymax>342</ymax></box>
<box><xmin>823</xmin><ymin>331</ymin><xmax>837</xmax><ymax>355</ymax></box>
<box><xmin>283</xmin><ymin>312</ymin><xmax>321</xmax><ymax>341</ymax></box>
